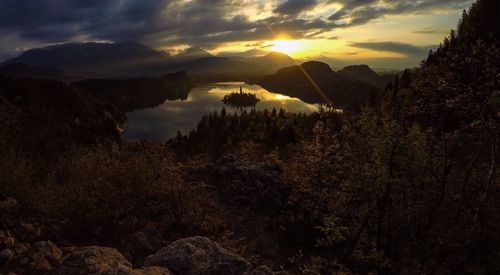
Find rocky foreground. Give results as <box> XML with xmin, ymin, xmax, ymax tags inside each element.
<box><xmin>0</xmin><ymin>155</ymin><xmax>294</xmax><ymax>275</ymax></box>
<box><xmin>0</xmin><ymin>156</ymin><xmax>290</xmax><ymax>274</ymax></box>
<box><xmin>1</xmin><ymin>221</ymin><xmax>282</xmax><ymax>274</ymax></box>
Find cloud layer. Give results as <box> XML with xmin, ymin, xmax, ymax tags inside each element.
<box><xmin>0</xmin><ymin>0</ymin><xmax>472</xmax><ymax>62</ymax></box>
<box><xmin>350</xmin><ymin>41</ymin><xmax>434</xmax><ymax>57</ymax></box>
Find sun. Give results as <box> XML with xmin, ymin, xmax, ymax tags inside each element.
<box><xmin>271</xmin><ymin>40</ymin><xmax>302</xmax><ymax>56</ymax></box>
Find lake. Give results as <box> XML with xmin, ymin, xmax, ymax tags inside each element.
<box><xmin>123</xmin><ymin>82</ymin><xmax>318</xmax><ymax>140</ymax></box>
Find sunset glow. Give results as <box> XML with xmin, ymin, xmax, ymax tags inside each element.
<box><xmin>0</xmin><ymin>0</ymin><xmax>474</xmax><ymax>69</ymax></box>
<box><xmin>271</xmin><ymin>40</ymin><xmax>303</xmax><ymax>56</ymax></box>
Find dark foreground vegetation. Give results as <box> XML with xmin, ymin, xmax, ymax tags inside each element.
<box><xmin>0</xmin><ymin>0</ymin><xmax>499</xmax><ymax>274</ymax></box>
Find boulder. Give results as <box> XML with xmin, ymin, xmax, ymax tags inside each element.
<box><xmin>53</xmin><ymin>246</ymin><xmax>172</xmax><ymax>275</ymax></box>
<box><xmin>19</xmin><ymin>222</ymin><xmax>42</xmax><ymax>239</ymax></box>
<box><xmin>144</xmin><ymin>236</ymin><xmax>252</xmax><ymax>275</ymax></box>
<box><xmin>29</xmin><ymin>240</ymin><xmax>63</xmax><ymax>271</ymax></box>
<box><xmin>54</xmin><ymin>246</ymin><xmax>133</xmax><ymax>274</ymax></box>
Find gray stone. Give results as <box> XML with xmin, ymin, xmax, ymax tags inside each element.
<box><xmin>53</xmin><ymin>246</ymin><xmax>173</xmax><ymax>275</ymax></box>
<box><xmin>30</xmin><ymin>240</ymin><xmax>63</xmax><ymax>271</ymax></box>
<box><xmin>54</xmin><ymin>246</ymin><xmax>133</xmax><ymax>275</ymax></box>
<box><xmin>144</xmin><ymin>236</ymin><xmax>252</xmax><ymax>275</ymax></box>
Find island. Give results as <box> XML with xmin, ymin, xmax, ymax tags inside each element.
<box><xmin>222</xmin><ymin>86</ymin><xmax>260</xmax><ymax>107</ymax></box>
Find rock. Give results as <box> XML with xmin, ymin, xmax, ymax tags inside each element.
<box><xmin>30</xmin><ymin>241</ymin><xmax>63</xmax><ymax>271</ymax></box>
<box><xmin>4</xmin><ymin>237</ymin><xmax>15</xmax><ymax>248</ymax></box>
<box><xmin>54</xmin><ymin>246</ymin><xmax>173</xmax><ymax>275</ymax></box>
<box><xmin>19</xmin><ymin>222</ymin><xmax>41</xmax><ymax>239</ymax></box>
<box><xmin>13</xmin><ymin>242</ymin><xmax>30</xmax><ymax>255</ymax></box>
<box><xmin>33</xmin><ymin>257</ymin><xmax>52</xmax><ymax>271</ymax></box>
<box><xmin>54</xmin><ymin>246</ymin><xmax>133</xmax><ymax>274</ymax></box>
<box><xmin>0</xmin><ymin>248</ymin><xmax>13</xmax><ymax>267</ymax></box>
<box><xmin>144</xmin><ymin>236</ymin><xmax>252</xmax><ymax>275</ymax></box>
<box><xmin>32</xmin><ymin>241</ymin><xmax>63</xmax><ymax>262</ymax></box>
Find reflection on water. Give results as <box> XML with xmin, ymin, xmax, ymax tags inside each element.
<box><xmin>124</xmin><ymin>82</ymin><xmax>318</xmax><ymax>140</ymax></box>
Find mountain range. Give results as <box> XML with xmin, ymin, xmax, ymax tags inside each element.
<box><xmin>0</xmin><ymin>41</ymin><xmax>397</xmax><ymax>108</ymax></box>
<box><xmin>0</xmin><ymin>42</ymin><xmax>296</xmax><ymax>77</ymax></box>
<box><xmin>337</xmin><ymin>64</ymin><xmax>396</xmax><ymax>88</ymax></box>
<box><xmin>256</xmin><ymin>61</ymin><xmax>394</xmax><ymax>107</ymax></box>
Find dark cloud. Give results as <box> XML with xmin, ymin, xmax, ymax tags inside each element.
<box><xmin>329</xmin><ymin>0</ymin><xmax>472</xmax><ymax>27</ymax></box>
<box><xmin>274</xmin><ymin>0</ymin><xmax>318</xmax><ymax>15</ymax></box>
<box><xmin>0</xmin><ymin>0</ymin><xmax>472</xmax><ymax>61</ymax></box>
<box><xmin>350</xmin><ymin>41</ymin><xmax>433</xmax><ymax>56</ymax></box>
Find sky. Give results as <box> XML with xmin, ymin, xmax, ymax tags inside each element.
<box><xmin>0</xmin><ymin>0</ymin><xmax>473</xmax><ymax>69</ymax></box>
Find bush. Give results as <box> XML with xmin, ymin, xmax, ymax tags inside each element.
<box><xmin>2</xmin><ymin>143</ymin><xmax>223</xmax><ymax>243</ymax></box>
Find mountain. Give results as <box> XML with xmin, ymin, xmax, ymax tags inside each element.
<box><xmin>1</xmin><ymin>42</ymin><xmax>170</xmax><ymax>75</ymax></box>
<box><xmin>312</xmin><ymin>55</ymin><xmax>351</xmax><ymax>70</ymax></box>
<box><xmin>164</xmin><ymin>56</ymin><xmax>245</xmax><ymax>76</ymax></box>
<box><xmin>246</xmin><ymin>52</ymin><xmax>296</xmax><ymax>72</ymax></box>
<box><xmin>2</xmin><ymin>42</ymin><xmax>296</xmax><ymax>78</ymax></box>
<box><xmin>337</xmin><ymin>65</ymin><xmax>380</xmax><ymax>83</ymax></box>
<box><xmin>256</xmin><ymin>61</ymin><xmax>379</xmax><ymax>107</ymax></box>
<box><xmin>337</xmin><ymin>64</ymin><xmax>395</xmax><ymax>88</ymax></box>
<box><xmin>0</xmin><ymin>63</ymin><xmax>65</xmax><ymax>79</ymax></box>
<box><xmin>165</xmin><ymin>51</ymin><xmax>296</xmax><ymax>77</ymax></box>
<box><xmin>1</xmin><ymin>42</ymin><xmax>173</xmax><ymax>74</ymax></box>
<box><xmin>170</xmin><ymin>47</ymin><xmax>214</xmax><ymax>64</ymax></box>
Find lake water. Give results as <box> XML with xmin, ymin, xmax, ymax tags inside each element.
<box><xmin>123</xmin><ymin>82</ymin><xmax>318</xmax><ymax>140</ymax></box>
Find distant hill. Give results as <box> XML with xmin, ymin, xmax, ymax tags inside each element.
<box><xmin>163</xmin><ymin>51</ymin><xmax>296</xmax><ymax>77</ymax></box>
<box><xmin>1</xmin><ymin>42</ymin><xmax>170</xmax><ymax>75</ymax></box>
<box><xmin>170</xmin><ymin>47</ymin><xmax>214</xmax><ymax>64</ymax></box>
<box><xmin>256</xmin><ymin>61</ymin><xmax>380</xmax><ymax>107</ymax></box>
<box><xmin>246</xmin><ymin>52</ymin><xmax>296</xmax><ymax>73</ymax></box>
<box><xmin>337</xmin><ymin>64</ymin><xmax>395</xmax><ymax>89</ymax></box>
<box><xmin>1</xmin><ymin>42</ymin><xmax>296</xmax><ymax>77</ymax></box>
<box><xmin>0</xmin><ymin>63</ymin><xmax>65</xmax><ymax>79</ymax></box>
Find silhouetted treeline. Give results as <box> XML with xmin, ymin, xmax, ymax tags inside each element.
<box><xmin>285</xmin><ymin>0</ymin><xmax>499</xmax><ymax>272</ymax></box>
<box><xmin>74</xmin><ymin>71</ymin><xmax>193</xmax><ymax>112</ymax></box>
<box><xmin>172</xmin><ymin>107</ymin><xmax>330</xmax><ymax>158</ymax></box>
